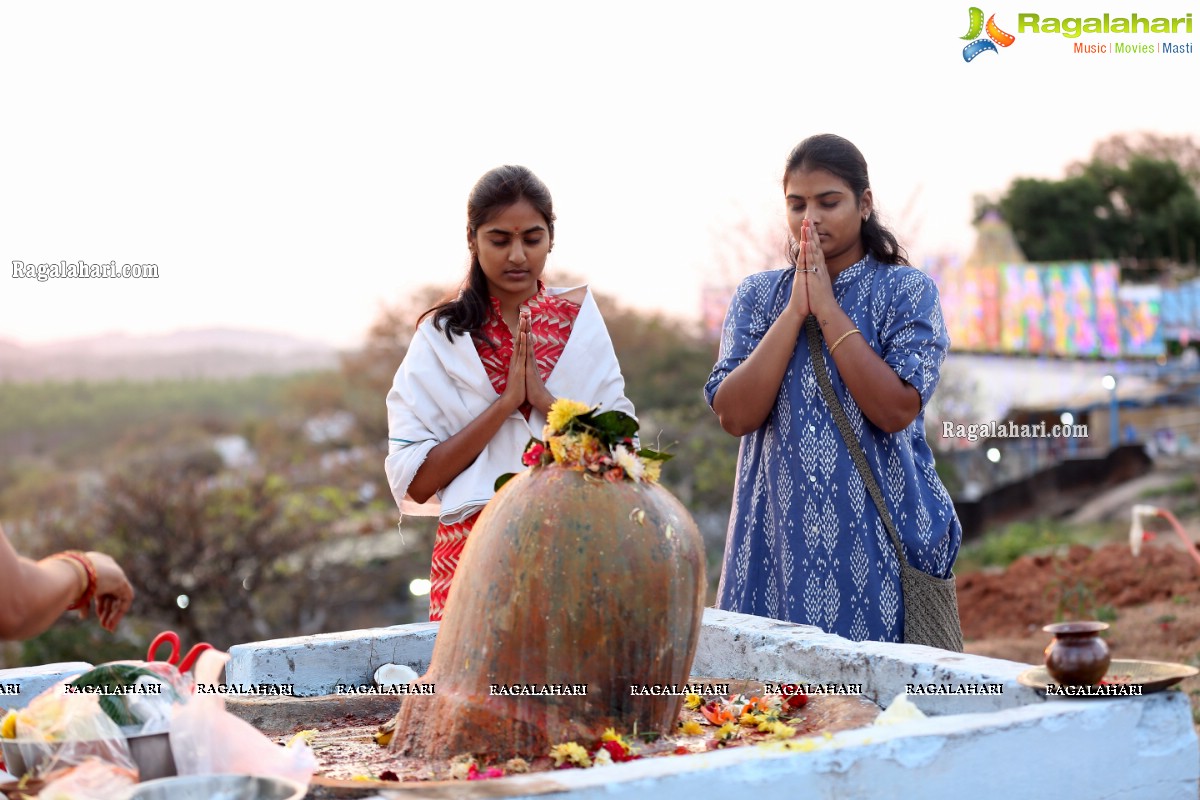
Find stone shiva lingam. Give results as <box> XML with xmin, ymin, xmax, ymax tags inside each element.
<box><xmin>389</xmin><ymin>400</ymin><xmax>706</xmax><ymax>759</ymax></box>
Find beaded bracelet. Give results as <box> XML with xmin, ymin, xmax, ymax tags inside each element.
<box><xmin>51</xmin><ymin>551</ymin><xmax>97</xmax><ymax>611</ymax></box>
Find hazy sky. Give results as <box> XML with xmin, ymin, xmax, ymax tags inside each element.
<box><xmin>2</xmin><ymin>0</ymin><xmax>1197</xmax><ymax>348</ymax></box>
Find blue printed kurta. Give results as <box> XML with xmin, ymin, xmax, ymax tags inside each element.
<box><xmin>705</xmin><ymin>255</ymin><xmax>961</xmax><ymax>642</ymax></box>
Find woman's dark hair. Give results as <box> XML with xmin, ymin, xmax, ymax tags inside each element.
<box><xmin>419</xmin><ymin>165</ymin><xmax>556</xmax><ymax>341</ymax></box>
<box><xmin>783</xmin><ymin>134</ymin><xmax>910</xmax><ymax>267</ymax></box>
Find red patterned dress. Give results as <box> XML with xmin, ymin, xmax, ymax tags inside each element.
<box><xmin>428</xmin><ymin>284</ymin><xmax>580</xmax><ymax>621</ymax></box>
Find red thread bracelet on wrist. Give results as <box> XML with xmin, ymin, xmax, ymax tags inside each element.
<box><xmin>55</xmin><ymin>551</ymin><xmax>97</xmax><ymax>611</ymax></box>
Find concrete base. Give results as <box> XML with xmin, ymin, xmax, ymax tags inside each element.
<box><xmin>228</xmin><ymin>622</ymin><xmax>437</xmax><ymax>697</ymax></box>
<box><xmin>224</xmin><ymin>609</ymin><xmax>1199</xmax><ymax>799</ymax></box>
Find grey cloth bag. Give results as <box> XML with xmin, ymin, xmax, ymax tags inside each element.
<box><xmin>805</xmin><ymin>316</ymin><xmax>964</xmax><ymax>651</ymax></box>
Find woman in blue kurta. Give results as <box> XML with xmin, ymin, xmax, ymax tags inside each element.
<box><xmin>705</xmin><ymin>134</ymin><xmax>961</xmax><ymax>643</ymax></box>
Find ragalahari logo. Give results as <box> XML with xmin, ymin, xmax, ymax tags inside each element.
<box><xmin>961</xmin><ymin>7</ymin><xmax>1016</xmax><ymax>61</ymax></box>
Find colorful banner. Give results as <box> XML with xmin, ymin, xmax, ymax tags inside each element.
<box><xmin>978</xmin><ymin>266</ymin><xmax>1001</xmax><ymax>351</ymax></box>
<box><xmin>924</xmin><ymin>258</ymin><xmax>1159</xmax><ymax>358</ymax></box>
<box><xmin>1159</xmin><ymin>277</ymin><xmax>1200</xmax><ymax>343</ymax></box>
<box><xmin>1000</xmin><ymin>264</ymin><xmax>1047</xmax><ymax>353</ymax></box>
<box><xmin>1117</xmin><ymin>285</ymin><xmax>1164</xmax><ymax>357</ymax></box>
<box><xmin>1041</xmin><ymin>262</ymin><xmax>1106</xmax><ymax>357</ymax></box>
<box><xmin>1092</xmin><ymin>262</ymin><xmax>1122</xmax><ymax>358</ymax></box>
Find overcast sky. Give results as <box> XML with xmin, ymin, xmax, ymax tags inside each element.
<box><xmin>2</xmin><ymin>0</ymin><xmax>1196</xmax><ymax>348</ymax></box>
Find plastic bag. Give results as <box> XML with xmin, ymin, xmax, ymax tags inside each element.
<box><xmin>169</xmin><ymin>649</ymin><xmax>315</xmax><ymax>786</ymax></box>
<box><xmin>35</xmin><ymin>757</ymin><xmax>138</xmax><ymax>800</ymax></box>
<box><xmin>11</xmin><ymin>679</ymin><xmax>137</xmax><ymax>778</ymax></box>
<box><xmin>68</xmin><ymin>660</ymin><xmax>194</xmax><ymax>737</ymax></box>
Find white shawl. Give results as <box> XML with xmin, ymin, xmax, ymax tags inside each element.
<box><xmin>384</xmin><ymin>286</ymin><xmax>635</xmax><ymax>524</ymax></box>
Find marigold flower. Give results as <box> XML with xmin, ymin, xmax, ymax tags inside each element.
<box><xmin>679</xmin><ymin>719</ymin><xmax>704</xmax><ymax>736</ymax></box>
<box><xmin>767</xmin><ymin>722</ymin><xmax>797</xmax><ymax>739</ymax></box>
<box><xmin>642</xmin><ymin>459</ymin><xmax>663</xmax><ymax>483</ymax></box>
<box><xmin>1</xmin><ymin>710</ymin><xmax>18</xmax><ymax>739</ymax></box>
<box><xmin>528</xmin><ymin>398</ymin><xmax>669</xmax><ymax>485</ymax></box>
<box><xmin>549</xmin><ymin>741</ymin><xmax>592</xmax><ymax>768</ymax></box>
<box><xmin>570</xmin><ymin>433</ymin><xmax>602</xmax><ymax>464</ymax></box>
<box><xmin>715</xmin><ymin>722</ymin><xmax>739</xmax><ymax>741</ymax></box>
<box><xmin>684</xmin><ymin>693</ymin><xmax>702</xmax><ymax>710</ymax></box>
<box><xmin>546</xmin><ymin>399</ymin><xmax>593</xmax><ymax>432</ymax></box>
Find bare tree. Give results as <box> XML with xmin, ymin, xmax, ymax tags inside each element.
<box><xmin>27</xmin><ymin>452</ymin><xmax>350</xmax><ymax>650</ymax></box>
<box><xmin>1079</xmin><ymin>133</ymin><xmax>1200</xmax><ymax>185</ymax></box>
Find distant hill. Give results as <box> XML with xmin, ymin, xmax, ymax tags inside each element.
<box><xmin>0</xmin><ymin>328</ymin><xmax>341</xmax><ymax>381</ymax></box>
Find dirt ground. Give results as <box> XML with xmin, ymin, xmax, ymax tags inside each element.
<box><xmin>956</xmin><ymin>538</ymin><xmax>1200</xmax><ymax>724</ymax></box>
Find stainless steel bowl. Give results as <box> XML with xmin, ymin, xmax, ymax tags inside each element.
<box><xmin>0</xmin><ymin>740</ymin><xmax>25</xmax><ymax>778</ymax></box>
<box><xmin>0</xmin><ymin>739</ymin><xmax>58</xmax><ymax>778</ymax></box>
<box><xmin>126</xmin><ymin>773</ymin><xmax>306</xmax><ymax>800</ymax></box>
<box><xmin>1</xmin><ymin>732</ymin><xmax>174</xmax><ymax>781</ymax></box>
<box><xmin>125</xmin><ymin>731</ymin><xmax>176</xmax><ymax>781</ymax></box>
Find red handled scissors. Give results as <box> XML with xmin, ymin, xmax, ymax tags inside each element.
<box><xmin>146</xmin><ymin>630</ymin><xmax>214</xmax><ymax>673</ymax></box>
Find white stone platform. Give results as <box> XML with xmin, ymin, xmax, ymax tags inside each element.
<box><xmin>0</xmin><ymin>662</ymin><xmax>92</xmax><ymax>711</ymax></box>
<box><xmin>223</xmin><ymin>608</ymin><xmax>1199</xmax><ymax>799</ymax></box>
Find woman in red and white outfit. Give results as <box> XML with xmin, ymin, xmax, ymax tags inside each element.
<box><xmin>385</xmin><ymin>165</ymin><xmax>636</xmax><ymax>621</ymax></box>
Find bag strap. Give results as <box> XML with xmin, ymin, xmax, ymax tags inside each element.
<box><xmin>804</xmin><ymin>315</ymin><xmax>910</xmax><ymax>570</ymax></box>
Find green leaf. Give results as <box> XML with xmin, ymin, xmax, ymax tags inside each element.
<box><xmin>560</xmin><ymin>409</ymin><xmax>598</xmax><ymax>436</ymax></box>
<box><xmin>589</xmin><ymin>410</ymin><xmax>639</xmax><ymax>442</ymax></box>
<box><xmin>637</xmin><ymin>447</ymin><xmax>674</xmax><ymax>463</ymax></box>
<box><xmin>70</xmin><ymin>664</ymin><xmax>159</xmax><ymax>727</ymax></box>
<box><xmin>494</xmin><ymin>472</ymin><xmax>516</xmax><ymax>491</ymax></box>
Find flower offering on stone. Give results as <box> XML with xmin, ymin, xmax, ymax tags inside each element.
<box><xmin>496</xmin><ymin>398</ymin><xmax>672</xmax><ymax>490</ymax></box>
